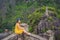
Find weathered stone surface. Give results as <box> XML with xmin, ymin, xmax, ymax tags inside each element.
<box><xmin>2</xmin><ymin>33</ymin><xmax>47</xmax><ymax>40</ymax></box>
<box><xmin>0</xmin><ymin>32</ymin><xmax>11</xmax><ymax>40</ymax></box>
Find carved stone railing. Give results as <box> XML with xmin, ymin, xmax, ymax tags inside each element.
<box><xmin>2</xmin><ymin>33</ymin><xmax>47</xmax><ymax>40</ymax></box>
<box><xmin>2</xmin><ymin>32</ymin><xmax>54</xmax><ymax>40</ymax></box>
<box><xmin>1</xmin><ymin>30</ymin><xmax>54</xmax><ymax>40</ymax></box>
<box><xmin>25</xmin><ymin>33</ymin><xmax>47</xmax><ymax>40</ymax></box>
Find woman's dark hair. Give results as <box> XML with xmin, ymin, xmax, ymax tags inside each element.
<box><xmin>16</xmin><ymin>18</ymin><xmax>20</xmax><ymax>23</ymax></box>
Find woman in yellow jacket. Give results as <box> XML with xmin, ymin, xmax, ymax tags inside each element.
<box><xmin>15</xmin><ymin>18</ymin><xmax>30</xmax><ymax>40</ymax></box>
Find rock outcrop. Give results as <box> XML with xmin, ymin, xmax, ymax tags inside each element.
<box><xmin>37</xmin><ymin>7</ymin><xmax>60</xmax><ymax>40</ymax></box>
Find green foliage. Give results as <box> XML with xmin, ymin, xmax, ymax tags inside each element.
<box><xmin>28</xmin><ymin>6</ymin><xmax>46</xmax><ymax>24</ymax></box>
<box><xmin>51</xmin><ymin>26</ymin><xmax>55</xmax><ymax>30</ymax></box>
<box><xmin>28</xmin><ymin>6</ymin><xmax>46</xmax><ymax>32</ymax></box>
<box><xmin>48</xmin><ymin>7</ymin><xmax>56</xmax><ymax>11</ymax></box>
<box><xmin>57</xmin><ymin>9</ymin><xmax>60</xmax><ymax>18</ymax></box>
<box><xmin>28</xmin><ymin>6</ymin><xmax>58</xmax><ymax>32</ymax></box>
<box><xmin>41</xmin><ymin>28</ymin><xmax>48</xmax><ymax>33</ymax></box>
<box><xmin>28</xmin><ymin>26</ymin><xmax>34</xmax><ymax>32</ymax></box>
<box><xmin>0</xmin><ymin>0</ymin><xmax>60</xmax><ymax>33</ymax></box>
<box><xmin>48</xmin><ymin>17</ymin><xmax>53</xmax><ymax>21</ymax></box>
<box><xmin>0</xmin><ymin>29</ymin><xmax>4</xmax><ymax>33</ymax></box>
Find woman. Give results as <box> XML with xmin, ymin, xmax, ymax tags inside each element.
<box><xmin>15</xmin><ymin>18</ymin><xmax>30</xmax><ymax>40</ymax></box>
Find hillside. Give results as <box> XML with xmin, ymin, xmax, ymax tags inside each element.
<box><xmin>0</xmin><ymin>0</ymin><xmax>60</xmax><ymax>40</ymax></box>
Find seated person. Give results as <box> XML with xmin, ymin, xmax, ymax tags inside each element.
<box><xmin>15</xmin><ymin>18</ymin><xmax>30</xmax><ymax>40</ymax></box>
